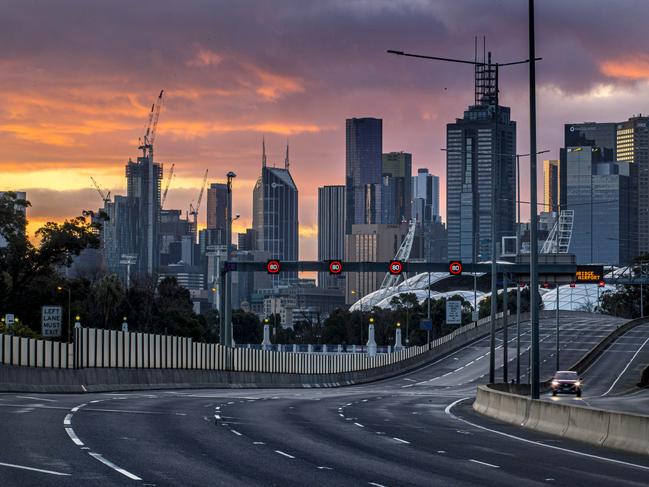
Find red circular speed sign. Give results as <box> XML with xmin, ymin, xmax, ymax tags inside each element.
<box><xmin>389</xmin><ymin>260</ymin><xmax>403</xmax><ymax>275</ymax></box>
<box><xmin>448</xmin><ymin>260</ymin><xmax>463</xmax><ymax>276</ymax></box>
<box><xmin>329</xmin><ymin>260</ymin><xmax>343</xmax><ymax>274</ymax></box>
<box><xmin>266</xmin><ymin>259</ymin><xmax>281</xmax><ymax>274</ymax></box>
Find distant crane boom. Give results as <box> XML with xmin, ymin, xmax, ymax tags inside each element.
<box><xmin>189</xmin><ymin>169</ymin><xmax>209</xmax><ymax>241</ymax></box>
<box><xmin>90</xmin><ymin>176</ymin><xmax>111</xmax><ymax>204</ymax></box>
<box><xmin>161</xmin><ymin>163</ymin><xmax>175</xmax><ymax>208</ymax></box>
<box><xmin>138</xmin><ymin>90</ymin><xmax>164</xmax><ymax>160</ymax></box>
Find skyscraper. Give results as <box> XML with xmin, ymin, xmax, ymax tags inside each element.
<box><xmin>412</xmin><ymin>168</ymin><xmax>440</xmax><ymax>224</ymax></box>
<box><xmin>381</xmin><ymin>152</ymin><xmax>412</xmax><ymax>224</ymax></box>
<box><xmin>617</xmin><ymin>116</ymin><xmax>649</xmax><ymax>257</ymax></box>
<box><xmin>125</xmin><ymin>156</ymin><xmax>162</xmax><ymax>276</ymax></box>
<box><xmin>446</xmin><ymin>59</ymin><xmax>516</xmax><ymax>262</ymax></box>
<box><xmin>252</xmin><ymin>140</ymin><xmax>299</xmax><ymax>283</ymax></box>
<box><xmin>205</xmin><ymin>182</ymin><xmax>227</xmax><ymax>246</ymax></box>
<box><xmin>560</xmin><ymin>122</ymin><xmax>617</xmax><ymax>211</ymax></box>
<box><xmin>543</xmin><ymin>159</ymin><xmax>560</xmax><ymax>213</ymax></box>
<box><xmin>345</xmin><ymin>118</ymin><xmax>382</xmax><ymax>233</ymax></box>
<box><xmin>566</xmin><ymin>147</ymin><xmax>631</xmax><ymax>265</ymax></box>
<box><xmin>318</xmin><ymin>185</ymin><xmax>346</xmax><ymax>289</ymax></box>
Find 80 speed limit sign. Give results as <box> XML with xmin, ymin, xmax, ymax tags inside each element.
<box><xmin>388</xmin><ymin>260</ymin><xmax>404</xmax><ymax>275</ymax></box>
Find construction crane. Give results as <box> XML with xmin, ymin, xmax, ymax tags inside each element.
<box><xmin>138</xmin><ymin>89</ymin><xmax>164</xmax><ymax>160</ymax></box>
<box><xmin>161</xmin><ymin>163</ymin><xmax>175</xmax><ymax>209</ymax></box>
<box><xmin>90</xmin><ymin>176</ymin><xmax>111</xmax><ymax>205</ymax></box>
<box><xmin>189</xmin><ymin>169</ymin><xmax>209</xmax><ymax>240</ymax></box>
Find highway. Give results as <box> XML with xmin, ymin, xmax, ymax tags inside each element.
<box><xmin>2</xmin><ymin>313</ymin><xmax>649</xmax><ymax>486</ymax></box>
<box><xmin>544</xmin><ymin>321</ymin><xmax>649</xmax><ymax>414</ymax></box>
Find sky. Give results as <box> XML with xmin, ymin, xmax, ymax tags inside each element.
<box><xmin>3</xmin><ymin>0</ymin><xmax>649</xmax><ymax>259</ymax></box>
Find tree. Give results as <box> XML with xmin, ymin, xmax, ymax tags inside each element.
<box><xmin>88</xmin><ymin>274</ymin><xmax>125</xmax><ymax>329</ymax></box>
<box><xmin>0</xmin><ymin>192</ymin><xmax>100</xmax><ymax>332</ymax></box>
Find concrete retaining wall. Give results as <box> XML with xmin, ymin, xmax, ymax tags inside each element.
<box><xmin>0</xmin><ymin>313</ymin><xmax>514</xmax><ymax>393</ymax></box>
<box><xmin>474</xmin><ymin>384</ymin><xmax>649</xmax><ymax>456</ymax></box>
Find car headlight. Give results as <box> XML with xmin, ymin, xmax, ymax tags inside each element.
<box><xmin>575</xmin><ymin>381</ymin><xmax>581</xmax><ymax>387</ymax></box>
<box><xmin>551</xmin><ymin>380</ymin><xmax>559</xmax><ymax>386</ymax></box>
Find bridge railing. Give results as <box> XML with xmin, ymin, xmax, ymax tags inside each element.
<box><xmin>0</xmin><ymin>312</ymin><xmax>506</xmax><ymax>374</ymax></box>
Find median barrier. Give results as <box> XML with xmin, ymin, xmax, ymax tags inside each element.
<box><xmin>474</xmin><ymin>384</ymin><xmax>649</xmax><ymax>457</ymax></box>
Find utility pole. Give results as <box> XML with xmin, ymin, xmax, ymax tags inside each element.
<box><xmin>224</xmin><ymin>171</ymin><xmax>237</xmax><ymax>347</ymax></box>
<box><xmin>503</xmin><ymin>272</ymin><xmax>508</xmax><ymax>382</ymax></box>
<box><xmin>528</xmin><ymin>0</ymin><xmax>541</xmax><ymax>399</ymax></box>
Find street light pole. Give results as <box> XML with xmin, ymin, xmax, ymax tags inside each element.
<box><xmin>528</xmin><ymin>0</ymin><xmax>541</xmax><ymax>399</ymax></box>
<box><xmin>224</xmin><ymin>171</ymin><xmax>236</xmax><ymax>347</ymax></box>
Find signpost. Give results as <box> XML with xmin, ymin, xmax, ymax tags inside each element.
<box><xmin>328</xmin><ymin>260</ymin><xmax>343</xmax><ymax>274</ymax></box>
<box><xmin>41</xmin><ymin>306</ymin><xmax>62</xmax><ymax>338</ymax></box>
<box><xmin>266</xmin><ymin>259</ymin><xmax>281</xmax><ymax>274</ymax></box>
<box><xmin>575</xmin><ymin>265</ymin><xmax>604</xmax><ymax>284</ymax></box>
<box><xmin>388</xmin><ymin>260</ymin><xmax>404</xmax><ymax>275</ymax></box>
<box><xmin>4</xmin><ymin>314</ymin><xmax>15</xmax><ymax>330</ymax></box>
<box><xmin>449</xmin><ymin>260</ymin><xmax>463</xmax><ymax>276</ymax></box>
<box><xmin>446</xmin><ymin>300</ymin><xmax>462</xmax><ymax>325</ymax></box>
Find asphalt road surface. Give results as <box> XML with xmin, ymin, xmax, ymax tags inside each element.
<box><xmin>3</xmin><ymin>313</ymin><xmax>649</xmax><ymax>486</ymax></box>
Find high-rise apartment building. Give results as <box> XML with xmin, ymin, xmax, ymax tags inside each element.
<box><xmin>412</xmin><ymin>168</ymin><xmax>440</xmax><ymax>224</ymax></box>
<box><xmin>381</xmin><ymin>152</ymin><xmax>412</xmax><ymax>224</ymax></box>
<box><xmin>616</xmin><ymin>116</ymin><xmax>649</xmax><ymax>256</ymax></box>
<box><xmin>252</xmin><ymin>140</ymin><xmax>299</xmax><ymax>283</ymax></box>
<box><xmin>543</xmin><ymin>159</ymin><xmax>560</xmax><ymax>213</ymax></box>
<box><xmin>345</xmin><ymin>118</ymin><xmax>382</xmax><ymax>233</ymax></box>
<box><xmin>206</xmin><ymin>183</ymin><xmax>227</xmax><ymax>246</ymax></box>
<box><xmin>446</xmin><ymin>60</ymin><xmax>516</xmax><ymax>262</ymax></box>
<box><xmin>125</xmin><ymin>156</ymin><xmax>163</xmax><ymax>276</ymax></box>
<box><xmin>318</xmin><ymin>185</ymin><xmax>346</xmax><ymax>289</ymax></box>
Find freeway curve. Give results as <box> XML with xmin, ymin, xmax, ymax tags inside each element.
<box><xmin>1</xmin><ymin>313</ymin><xmax>649</xmax><ymax>486</ymax></box>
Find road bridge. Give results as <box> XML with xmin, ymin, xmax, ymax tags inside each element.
<box><xmin>4</xmin><ymin>313</ymin><xmax>649</xmax><ymax>486</ymax></box>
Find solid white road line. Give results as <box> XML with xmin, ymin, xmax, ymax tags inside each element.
<box><xmin>0</xmin><ymin>461</ymin><xmax>70</xmax><ymax>476</ymax></box>
<box><xmin>274</xmin><ymin>450</ymin><xmax>295</xmax><ymax>459</ymax></box>
<box><xmin>65</xmin><ymin>428</ymin><xmax>84</xmax><ymax>446</ymax></box>
<box><xmin>469</xmin><ymin>459</ymin><xmax>500</xmax><ymax>468</ymax></box>
<box><xmin>445</xmin><ymin>397</ymin><xmax>649</xmax><ymax>472</ymax></box>
<box><xmin>600</xmin><ymin>335</ymin><xmax>649</xmax><ymax>397</ymax></box>
<box><xmin>88</xmin><ymin>452</ymin><xmax>142</xmax><ymax>480</ymax></box>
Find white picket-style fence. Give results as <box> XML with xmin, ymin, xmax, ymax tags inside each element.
<box><xmin>0</xmin><ymin>313</ymin><xmax>504</xmax><ymax>374</ymax></box>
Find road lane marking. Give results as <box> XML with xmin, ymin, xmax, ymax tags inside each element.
<box><xmin>317</xmin><ymin>466</ymin><xmax>333</xmax><ymax>470</ymax></box>
<box><xmin>64</xmin><ymin>414</ymin><xmax>72</xmax><ymax>425</ymax></box>
<box><xmin>354</xmin><ymin>422</ymin><xmax>365</xmax><ymax>428</ymax></box>
<box><xmin>369</xmin><ymin>482</ymin><xmax>387</xmax><ymax>487</ymax></box>
<box><xmin>600</xmin><ymin>335</ymin><xmax>649</xmax><ymax>397</ymax></box>
<box><xmin>15</xmin><ymin>396</ymin><xmax>57</xmax><ymax>402</ymax></box>
<box><xmin>393</xmin><ymin>437</ymin><xmax>410</xmax><ymax>444</ymax></box>
<box><xmin>230</xmin><ymin>429</ymin><xmax>242</xmax><ymax>436</ymax></box>
<box><xmin>275</xmin><ymin>450</ymin><xmax>295</xmax><ymax>459</ymax></box>
<box><xmin>0</xmin><ymin>461</ymin><xmax>70</xmax><ymax>476</ymax></box>
<box><xmin>65</xmin><ymin>428</ymin><xmax>84</xmax><ymax>446</ymax></box>
<box><xmin>88</xmin><ymin>452</ymin><xmax>142</xmax><ymax>480</ymax></box>
<box><xmin>253</xmin><ymin>441</ymin><xmax>265</xmax><ymax>445</ymax></box>
<box><xmin>469</xmin><ymin>459</ymin><xmax>500</xmax><ymax>468</ymax></box>
<box><xmin>445</xmin><ymin>397</ymin><xmax>649</xmax><ymax>472</ymax></box>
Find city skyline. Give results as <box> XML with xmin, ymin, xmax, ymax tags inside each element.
<box><xmin>4</xmin><ymin>1</ymin><xmax>649</xmax><ymax>261</ymax></box>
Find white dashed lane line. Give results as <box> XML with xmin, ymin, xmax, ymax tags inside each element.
<box><xmin>275</xmin><ymin>450</ymin><xmax>295</xmax><ymax>459</ymax></box>
<box><xmin>469</xmin><ymin>459</ymin><xmax>500</xmax><ymax>468</ymax></box>
<box><xmin>88</xmin><ymin>452</ymin><xmax>142</xmax><ymax>480</ymax></box>
<box><xmin>65</xmin><ymin>427</ymin><xmax>84</xmax><ymax>446</ymax></box>
<box><xmin>230</xmin><ymin>429</ymin><xmax>243</xmax><ymax>436</ymax></box>
<box><xmin>392</xmin><ymin>437</ymin><xmax>410</xmax><ymax>444</ymax></box>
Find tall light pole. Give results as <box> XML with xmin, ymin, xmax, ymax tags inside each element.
<box><xmin>528</xmin><ymin>0</ymin><xmax>542</xmax><ymax>399</ymax></box>
<box><xmin>57</xmin><ymin>286</ymin><xmax>71</xmax><ymax>343</ymax></box>
<box><xmin>224</xmin><ymin>171</ymin><xmax>237</xmax><ymax>347</ymax></box>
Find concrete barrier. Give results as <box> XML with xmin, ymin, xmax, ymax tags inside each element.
<box><xmin>474</xmin><ymin>384</ymin><xmax>649</xmax><ymax>457</ymax></box>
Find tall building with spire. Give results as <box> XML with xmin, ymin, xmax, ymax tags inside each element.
<box><xmin>446</xmin><ymin>53</ymin><xmax>516</xmax><ymax>262</ymax></box>
<box><xmin>252</xmin><ymin>139</ymin><xmax>299</xmax><ymax>283</ymax></box>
